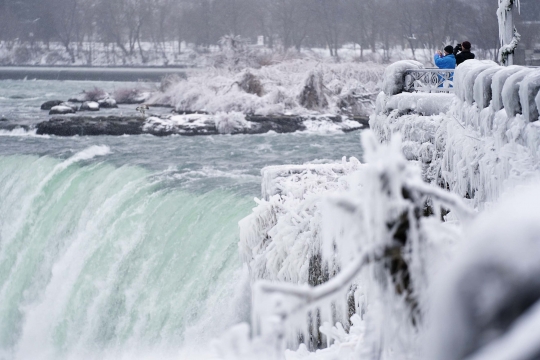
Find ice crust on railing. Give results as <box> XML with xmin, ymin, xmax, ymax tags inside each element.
<box><xmin>382</xmin><ymin>60</ymin><xmax>424</xmax><ymax>96</ymax></box>
<box><xmin>491</xmin><ymin>65</ymin><xmax>523</xmax><ymax>111</ymax></box>
<box><xmin>519</xmin><ymin>71</ymin><xmax>540</xmax><ymax>122</ymax></box>
<box><xmin>236</xmin><ymin>132</ymin><xmax>470</xmax><ymax>359</ymax></box>
<box><xmin>462</xmin><ymin>62</ymin><xmax>498</xmax><ymax>105</ymax></box>
<box><xmin>427</xmin><ymin>181</ymin><xmax>540</xmax><ymax>360</ymax></box>
<box><xmin>473</xmin><ymin>66</ymin><xmax>503</xmax><ymax>109</ymax></box>
<box><xmin>239</xmin><ymin>157</ymin><xmax>362</xmax><ymax>285</ymax></box>
<box><xmin>502</xmin><ymin>68</ymin><xmax>536</xmax><ymax>118</ymax></box>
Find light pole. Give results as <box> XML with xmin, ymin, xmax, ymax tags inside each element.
<box><xmin>497</xmin><ymin>0</ymin><xmax>521</xmax><ymax>66</ymax></box>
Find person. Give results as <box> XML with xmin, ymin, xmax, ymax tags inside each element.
<box><xmin>433</xmin><ymin>45</ymin><xmax>456</xmax><ymax>88</ymax></box>
<box><xmin>434</xmin><ymin>45</ymin><xmax>457</xmax><ymax>69</ymax></box>
<box><xmin>453</xmin><ymin>41</ymin><xmax>475</xmax><ymax>66</ymax></box>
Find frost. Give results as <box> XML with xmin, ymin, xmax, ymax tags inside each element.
<box><xmin>473</xmin><ymin>66</ymin><xmax>503</xmax><ymax>109</ymax></box>
<box><xmin>501</xmin><ymin>68</ymin><xmax>535</xmax><ymax>118</ymax></box>
<box><xmin>518</xmin><ymin>70</ymin><xmax>540</xmax><ymax>122</ymax></box>
<box><xmin>382</xmin><ymin>60</ymin><xmax>424</xmax><ymax>96</ymax></box>
<box><xmin>490</xmin><ymin>65</ymin><xmax>523</xmax><ymax>111</ymax></box>
<box><xmin>149</xmin><ymin>60</ymin><xmax>385</xmax><ymax>117</ymax></box>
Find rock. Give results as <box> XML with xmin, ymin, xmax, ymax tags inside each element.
<box><xmin>61</xmin><ymin>102</ymin><xmax>79</xmax><ymax>111</ymax></box>
<box><xmin>34</xmin><ymin>114</ymin><xmax>365</xmax><ymax>137</ymax></box>
<box><xmin>98</xmin><ymin>98</ymin><xmax>118</xmax><ymax>108</ymax></box>
<box><xmin>37</xmin><ymin>116</ymin><xmax>144</xmax><ymax>136</ymax></box>
<box><xmin>80</xmin><ymin>101</ymin><xmax>100</xmax><ymax>111</ymax></box>
<box><xmin>40</xmin><ymin>100</ymin><xmax>64</xmax><ymax>110</ymax></box>
<box><xmin>49</xmin><ymin>105</ymin><xmax>76</xmax><ymax>115</ymax></box>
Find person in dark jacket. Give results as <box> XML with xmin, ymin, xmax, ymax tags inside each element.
<box><xmin>454</xmin><ymin>41</ymin><xmax>475</xmax><ymax>66</ymax></box>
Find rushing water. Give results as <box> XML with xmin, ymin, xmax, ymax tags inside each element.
<box><xmin>0</xmin><ymin>80</ymin><xmax>364</xmax><ymax>360</ymax></box>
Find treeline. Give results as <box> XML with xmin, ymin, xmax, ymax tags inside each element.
<box><xmin>0</xmin><ymin>0</ymin><xmax>538</xmax><ymax>62</ymax></box>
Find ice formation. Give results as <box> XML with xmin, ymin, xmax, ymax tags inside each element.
<box><xmin>149</xmin><ymin>60</ymin><xmax>384</xmax><ymax>117</ymax></box>
<box><xmin>235</xmin><ymin>58</ymin><xmax>540</xmax><ymax>359</ymax></box>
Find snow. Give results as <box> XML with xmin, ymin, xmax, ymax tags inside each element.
<box><xmin>491</xmin><ymin>65</ymin><xmax>523</xmax><ymax>111</ymax></box>
<box><xmin>501</xmin><ymin>68</ymin><xmax>535</xmax><ymax>118</ymax></box>
<box><xmin>49</xmin><ymin>105</ymin><xmax>75</xmax><ymax>115</ymax></box>
<box><xmin>381</xmin><ymin>60</ymin><xmax>424</xmax><ymax>96</ymax></box>
<box><xmin>426</xmin><ymin>181</ymin><xmax>540</xmax><ymax>360</ymax></box>
<box><xmin>384</xmin><ymin>93</ymin><xmax>454</xmax><ymax>116</ymax></box>
<box><xmin>473</xmin><ymin>66</ymin><xmax>503</xmax><ymax>109</ymax></box>
<box><xmin>518</xmin><ymin>70</ymin><xmax>540</xmax><ymax>122</ymax></box>
<box><xmin>228</xmin><ymin>49</ymin><xmax>540</xmax><ymax>359</ymax></box>
<box><xmin>149</xmin><ymin>60</ymin><xmax>385</xmax><ymax>117</ymax></box>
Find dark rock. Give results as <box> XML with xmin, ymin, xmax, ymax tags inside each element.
<box><xmin>40</xmin><ymin>100</ymin><xmax>64</xmax><ymax>110</ymax></box>
<box><xmin>37</xmin><ymin>116</ymin><xmax>144</xmax><ymax>136</ymax></box>
<box><xmin>49</xmin><ymin>105</ymin><xmax>76</xmax><ymax>115</ymax></box>
<box><xmin>80</xmin><ymin>101</ymin><xmax>100</xmax><ymax>111</ymax></box>
<box><xmin>34</xmin><ymin>114</ymin><xmax>363</xmax><ymax>137</ymax></box>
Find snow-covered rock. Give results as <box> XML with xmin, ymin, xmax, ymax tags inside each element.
<box><xmin>49</xmin><ymin>105</ymin><xmax>76</xmax><ymax>115</ymax></box>
<box><xmin>98</xmin><ymin>98</ymin><xmax>118</xmax><ymax>109</ymax></box>
<box><xmin>79</xmin><ymin>101</ymin><xmax>100</xmax><ymax>111</ymax></box>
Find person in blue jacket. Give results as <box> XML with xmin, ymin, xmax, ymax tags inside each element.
<box><xmin>434</xmin><ymin>45</ymin><xmax>456</xmax><ymax>88</ymax></box>
<box><xmin>434</xmin><ymin>45</ymin><xmax>457</xmax><ymax>69</ymax></box>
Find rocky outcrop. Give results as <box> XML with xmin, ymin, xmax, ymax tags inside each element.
<box><xmin>40</xmin><ymin>100</ymin><xmax>64</xmax><ymax>110</ymax></box>
<box><xmin>35</xmin><ymin>114</ymin><xmax>368</xmax><ymax>137</ymax></box>
<box><xmin>37</xmin><ymin>116</ymin><xmax>144</xmax><ymax>136</ymax></box>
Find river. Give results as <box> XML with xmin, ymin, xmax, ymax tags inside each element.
<box><xmin>0</xmin><ymin>79</ymin><xmax>364</xmax><ymax>360</ymax></box>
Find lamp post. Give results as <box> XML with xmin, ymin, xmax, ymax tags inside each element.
<box><xmin>498</xmin><ymin>0</ymin><xmax>521</xmax><ymax>66</ymax></box>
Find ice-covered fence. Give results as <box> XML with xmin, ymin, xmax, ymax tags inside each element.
<box><xmin>403</xmin><ymin>69</ymin><xmax>455</xmax><ymax>93</ymax></box>
<box><xmin>246</xmin><ymin>132</ymin><xmax>473</xmax><ymax>355</ymax></box>
<box><xmin>382</xmin><ymin>60</ymin><xmax>540</xmax><ymax>123</ymax></box>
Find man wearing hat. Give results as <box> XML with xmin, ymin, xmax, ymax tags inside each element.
<box><xmin>434</xmin><ymin>45</ymin><xmax>457</xmax><ymax>70</ymax></box>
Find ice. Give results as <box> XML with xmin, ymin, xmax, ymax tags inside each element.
<box><xmin>491</xmin><ymin>65</ymin><xmax>524</xmax><ymax>111</ymax></box>
<box><xmin>473</xmin><ymin>66</ymin><xmax>503</xmax><ymax>109</ymax></box>
<box><xmin>384</xmin><ymin>93</ymin><xmax>454</xmax><ymax>116</ymax></box>
<box><xmin>381</xmin><ymin>60</ymin><xmax>424</xmax><ymax>96</ymax></box>
<box><xmin>426</xmin><ymin>181</ymin><xmax>540</xmax><ymax>360</ymax></box>
<box><xmin>149</xmin><ymin>60</ymin><xmax>385</xmax><ymax>117</ymax></box>
<box><xmin>239</xmin><ymin>157</ymin><xmax>362</xmax><ymax>285</ymax></box>
<box><xmin>501</xmin><ymin>68</ymin><xmax>535</xmax><ymax>118</ymax></box>
<box><xmin>454</xmin><ymin>60</ymin><xmax>496</xmax><ymax>103</ymax></box>
<box><xmin>463</xmin><ymin>62</ymin><xmax>498</xmax><ymax>105</ymax></box>
<box><xmin>518</xmin><ymin>70</ymin><xmax>540</xmax><ymax>122</ymax></box>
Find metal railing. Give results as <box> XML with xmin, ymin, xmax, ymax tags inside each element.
<box><xmin>403</xmin><ymin>69</ymin><xmax>455</xmax><ymax>93</ymax></box>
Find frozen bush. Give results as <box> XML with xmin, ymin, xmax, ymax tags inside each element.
<box><xmin>298</xmin><ymin>69</ymin><xmax>328</xmax><ymax>110</ymax></box>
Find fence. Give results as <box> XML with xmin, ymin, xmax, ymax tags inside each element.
<box><xmin>403</xmin><ymin>69</ymin><xmax>455</xmax><ymax>93</ymax></box>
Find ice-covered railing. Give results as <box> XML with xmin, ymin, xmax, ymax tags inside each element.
<box><xmin>247</xmin><ymin>132</ymin><xmax>474</xmax><ymax>356</ymax></box>
<box><xmin>382</xmin><ymin>60</ymin><xmax>540</xmax><ymax>123</ymax></box>
<box><xmin>403</xmin><ymin>69</ymin><xmax>455</xmax><ymax>93</ymax></box>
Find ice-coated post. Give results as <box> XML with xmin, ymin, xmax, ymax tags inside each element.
<box><xmin>504</xmin><ymin>4</ymin><xmax>514</xmax><ymax>66</ymax></box>
<box><xmin>498</xmin><ymin>0</ymin><xmax>521</xmax><ymax>66</ymax></box>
